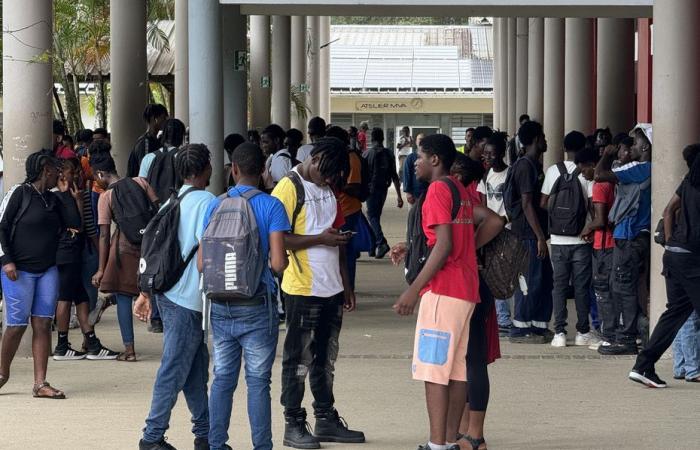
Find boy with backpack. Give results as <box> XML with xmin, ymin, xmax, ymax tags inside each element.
<box><xmin>199</xmin><ymin>142</ymin><xmax>290</xmax><ymax>450</ymax></box>
<box><xmin>503</xmin><ymin>121</ymin><xmax>553</xmax><ymax>344</ymax></box>
<box><xmin>263</xmin><ymin>124</ymin><xmax>299</xmax><ymax>185</ymax></box>
<box><xmin>127</xmin><ymin>103</ymin><xmax>169</xmax><ymax>177</ymax></box>
<box><xmin>139</xmin><ymin>118</ymin><xmax>187</xmax><ymax>203</ymax></box>
<box><xmin>540</xmin><ymin>131</ymin><xmax>599</xmax><ymax>348</ymax></box>
<box><xmin>272</xmin><ymin>137</ymin><xmax>365</xmax><ymax>449</ymax></box>
<box><xmin>393</xmin><ymin>134</ymin><xmax>503</xmax><ymax>450</ymax></box>
<box><xmin>134</xmin><ymin>144</ymin><xmax>215</xmax><ymax>450</ymax></box>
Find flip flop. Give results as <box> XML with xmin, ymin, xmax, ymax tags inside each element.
<box><xmin>685</xmin><ymin>376</ymin><xmax>700</xmax><ymax>383</ymax></box>
<box><xmin>33</xmin><ymin>381</ymin><xmax>66</xmax><ymax>399</ymax></box>
<box><xmin>116</xmin><ymin>352</ymin><xmax>137</xmax><ymax>362</ymax></box>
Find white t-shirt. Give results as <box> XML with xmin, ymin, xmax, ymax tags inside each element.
<box><xmin>477</xmin><ymin>168</ymin><xmax>508</xmax><ymax>217</ymax></box>
<box><xmin>297</xmin><ymin>144</ymin><xmax>314</xmax><ymax>163</ymax></box>
<box><xmin>269</xmin><ymin>149</ymin><xmax>293</xmax><ymax>183</ymax></box>
<box><xmin>397</xmin><ymin>135</ymin><xmax>414</xmax><ymax>157</ymax></box>
<box><xmin>541</xmin><ymin>160</ymin><xmax>593</xmax><ymax>245</ymax></box>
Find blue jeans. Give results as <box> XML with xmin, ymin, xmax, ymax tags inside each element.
<box><xmin>81</xmin><ymin>243</ymin><xmax>99</xmax><ymax>311</ymax></box>
<box><xmin>1</xmin><ymin>267</ymin><xmax>59</xmax><ymax>326</ymax></box>
<box><xmin>209</xmin><ymin>301</ymin><xmax>278</xmax><ymax>450</ymax></box>
<box><xmin>551</xmin><ymin>244</ymin><xmax>592</xmax><ymax>335</ymax></box>
<box><xmin>143</xmin><ymin>295</ymin><xmax>209</xmax><ymax>443</ymax></box>
<box><xmin>495</xmin><ymin>297</ymin><xmax>513</xmax><ymax>327</ymax></box>
<box><xmin>672</xmin><ymin>311</ymin><xmax>700</xmax><ymax>379</ymax></box>
<box><xmin>115</xmin><ymin>293</ymin><xmax>135</xmax><ymax>346</ymax></box>
<box><xmin>341</xmin><ymin>211</ymin><xmax>373</xmax><ymax>290</ymax></box>
<box><xmin>511</xmin><ymin>239</ymin><xmax>553</xmax><ymax>336</ymax></box>
<box><xmin>365</xmin><ymin>189</ymin><xmax>388</xmax><ymax>248</ymax></box>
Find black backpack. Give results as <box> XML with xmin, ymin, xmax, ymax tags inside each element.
<box><xmin>405</xmin><ymin>177</ymin><xmax>461</xmax><ymax>284</ymax></box>
<box><xmin>503</xmin><ymin>156</ymin><xmax>538</xmax><ymax>223</ymax></box>
<box><xmin>138</xmin><ymin>187</ymin><xmax>201</xmax><ymax>294</ymax></box>
<box><xmin>110</xmin><ymin>178</ymin><xmax>158</xmax><ymax>245</ymax></box>
<box><xmin>547</xmin><ymin>162</ymin><xmax>587</xmax><ymax>236</ymax></box>
<box><xmin>277</xmin><ymin>151</ymin><xmax>301</xmax><ymax>167</ymax></box>
<box><xmin>147</xmin><ymin>148</ymin><xmax>182</xmax><ymax>204</ymax></box>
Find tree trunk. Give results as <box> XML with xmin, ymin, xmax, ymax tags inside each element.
<box><xmin>61</xmin><ymin>70</ymin><xmax>84</xmax><ymax>134</ymax></box>
<box><xmin>96</xmin><ymin>71</ymin><xmax>107</xmax><ymax>129</ymax></box>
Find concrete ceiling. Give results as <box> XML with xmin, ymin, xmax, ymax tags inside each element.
<box><xmin>221</xmin><ymin>0</ymin><xmax>653</xmax><ymax>18</ymax></box>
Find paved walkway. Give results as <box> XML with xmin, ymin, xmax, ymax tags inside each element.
<box><xmin>2</xmin><ymin>197</ymin><xmax>699</xmax><ymax>449</ymax></box>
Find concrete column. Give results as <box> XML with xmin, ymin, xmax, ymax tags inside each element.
<box><xmin>291</xmin><ymin>16</ymin><xmax>308</xmax><ymax>131</ymax></box>
<box><xmin>110</xmin><ymin>0</ymin><xmax>149</xmax><ymax>175</ymax></box>
<box><xmin>2</xmin><ymin>0</ymin><xmax>53</xmax><ymax>192</ymax></box>
<box><xmin>189</xmin><ymin>0</ymin><xmax>224</xmax><ymax>192</ymax></box>
<box><xmin>543</xmin><ymin>18</ymin><xmax>565</xmax><ymax>166</ymax></box>
<box><xmin>650</xmin><ymin>0</ymin><xmax>700</xmax><ymax>326</ymax></box>
<box><xmin>492</xmin><ymin>19</ymin><xmax>501</xmax><ymax>130</ymax></box>
<box><xmin>527</xmin><ymin>18</ymin><xmax>544</xmax><ymax>122</ymax></box>
<box><xmin>637</xmin><ymin>18</ymin><xmax>653</xmax><ymax>123</ymax></box>
<box><xmin>222</xmin><ymin>6</ymin><xmax>248</xmax><ymax>137</ymax></box>
<box><xmin>307</xmin><ymin>16</ymin><xmax>321</xmax><ymax>117</ymax></box>
<box><xmin>596</xmin><ymin>19</ymin><xmax>635</xmax><ymax>135</ymax></box>
<box><xmin>564</xmin><ymin>18</ymin><xmax>595</xmax><ymax>135</ymax></box>
<box><xmin>498</xmin><ymin>18</ymin><xmax>509</xmax><ymax>131</ymax></box>
<box><xmin>174</xmin><ymin>0</ymin><xmax>189</xmax><ymax>124</ymax></box>
<box><xmin>319</xmin><ymin>16</ymin><xmax>332</xmax><ymax>122</ymax></box>
<box><xmin>515</xmin><ymin>18</ymin><xmax>529</xmax><ymax>126</ymax></box>
<box><xmin>507</xmin><ymin>18</ymin><xmax>517</xmax><ymax>136</ymax></box>
<box><xmin>271</xmin><ymin>16</ymin><xmax>292</xmax><ymax>128</ymax></box>
<box><xmin>250</xmin><ymin>16</ymin><xmax>271</xmax><ymax>129</ymax></box>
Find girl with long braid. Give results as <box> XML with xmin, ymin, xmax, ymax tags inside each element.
<box><xmin>0</xmin><ymin>150</ymin><xmax>65</xmax><ymax>398</ymax></box>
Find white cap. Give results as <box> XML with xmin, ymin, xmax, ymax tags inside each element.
<box><xmin>631</xmin><ymin>123</ymin><xmax>652</xmax><ymax>145</ymax></box>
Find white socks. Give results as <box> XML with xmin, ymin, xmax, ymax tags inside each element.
<box><xmin>428</xmin><ymin>442</ymin><xmax>449</xmax><ymax>450</ymax></box>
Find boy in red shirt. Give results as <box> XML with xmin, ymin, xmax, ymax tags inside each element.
<box><xmin>393</xmin><ymin>134</ymin><xmax>502</xmax><ymax>450</ymax></box>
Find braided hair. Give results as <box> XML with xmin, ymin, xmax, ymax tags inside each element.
<box><xmin>25</xmin><ymin>149</ymin><xmax>57</xmax><ymax>183</ymax></box>
<box><xmin>174</xmin><ymin>143</ymin><xmax>211</xmax><ymax>180</ymax></box>
<box><xmin>161</xmin><ymin>118</ymin><xmax>186</xmax><ymax>148</ymax></box>
<box><xmin>309</xmin><ymin>137</ymin><xmax>350</xmax><ymax>190</ymax></box>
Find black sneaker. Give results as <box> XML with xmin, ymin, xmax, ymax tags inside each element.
<box><xmin>314</xmin><ymin>409</ymin><xmax>365</xmax><ymax>443</ymax></box>
<box><xmin>149</xmin><ymin>318</ymin><xmax>164</xmax><ymax>333</ymax></box>
<box><xmin>138</xmin><ymin>438</ymin><xmax>177</xmax><ymax>450</ymax></box>
<box><xmin>629</xmin><ymin>369</ymin><xmax>667</xmax><ymax>388</ymax></box>
<box><xmin>498</xmin><ymin>324</ymin><xmax>513</xmax><ymax>337</ymax></box>
<box><xmin>284</xmin><ymin>411</ymin><xmax>320</xmax><ymax>449</ymax></box>
<box><xmin>86</xmin><ymin>344</ymin><xmax>119</xmax><ymax>360</ymax></box>
<box><xmin>375</xmin><ymin>242</ymin><xmax>390</xmax><ymax>259</ymax></box>
<box><xmin>193</xmin><ymin>437</ymin><xmax>209</xmax><ymax>450</ymax></box>
<box><xmin>597</xmin><ymin>342</ymin><xmax>637</xmax><ymax>355</ymax></box>
<box><xmin>53</xmin><ymin>343</ymin><xmax>87</xmax><ymax>361</ymax></box>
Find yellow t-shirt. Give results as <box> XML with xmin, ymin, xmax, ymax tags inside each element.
<box><xmin>272</xmin><ymin>170</ymin><xmax>345</xmax><ymax>297</ymax></box>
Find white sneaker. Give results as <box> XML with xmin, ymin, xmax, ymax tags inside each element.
<box><xmin>575</xmin><ymin>331</ymin><xmax>601</xmax><ymax>347</ymax></box>
<box><xmin>590</xmin><ymin>339</ymin><xmax>611</xmax><ymax>351</ymax></box>
<box><xmin>550</xmin><ymin>333</ymin><xmax>567</xmax><ymax>347</ymax></box>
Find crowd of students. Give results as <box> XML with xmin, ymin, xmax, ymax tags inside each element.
<box><xmin>1</xmin><ymin>101</ymin><xmax>699</xmax><ymax>450</ymax></box>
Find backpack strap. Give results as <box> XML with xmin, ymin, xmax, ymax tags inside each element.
<box><xmin>240</xmin><ymin>188</ymin><xmax>263</xmax><ymax>201</ymax></box>
<box><xmin>556</xmin><ymin>161</ymin><xmax>568</xmax><ymax>177</ymax></box>
<box><xmin>438</xmin><ymin>177</ymin><xmax>462</xmax><ymax>221</ymax></box>
<box><xmin>285</xmin><ymin>171</ymin><xmax>306</xmax><ymax>234</ymax></box>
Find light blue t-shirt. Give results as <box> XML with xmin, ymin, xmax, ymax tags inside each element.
<box><xmin>613</xmin><ymin>161</ymin><xmax>652</xmax><ymax>240</ymax></box>
<box><xmin>163</xmin><ymin>185</ymin><xmax>216</xmax><ymax>312</ymax></box>
<box><xmin>203</xmin><ymin>184</ymin><xmax>291</xmax><ymax>294</ymax></box>
<box><xmin>138</xmin><ymin>146</ymin><xmax>174</xmax><ymax>178</ymax></box>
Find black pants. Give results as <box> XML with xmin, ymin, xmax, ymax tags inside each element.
<box><xmin>634</xmin><ymin>251</ymin><xmax>700</xmax><ymax>373</ymax></box>
<box><xmin>466</xmin><ymin>275</ymin><xmax>494</xmax><ymax>412</ymax></box>
<box><xmin>365</xmin><ymin>189</ymin><xmax>388</xmax><ymax>248</ymax></box>
<box><xmin>551</xmin><ymin>244</ymin><xmax>592</xmax><ymax>335</ymax></box>
<box><xmin>593</xmin><ymin>248</ymin><xmax>616</xmax><ymax>341</ymax></box>
<box><xmin>281</xmin><ymin>293</ymin><xmax>344</xmax><ymax>417</ymax></box>
<box><xmin>612</xmin><ymin>234</ymin><xmax>650</xmax><ymax>345</ymax></box>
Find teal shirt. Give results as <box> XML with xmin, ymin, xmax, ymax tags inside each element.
<box><xmin>163</xmin><ymin>185</ymin><xmax>216</xmax><ymax>312</ymax></box>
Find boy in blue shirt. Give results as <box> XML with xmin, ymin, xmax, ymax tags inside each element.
<box><xmin>203</xmin><ymin>143</ymin><xmax>290</xmax><ymax>450</ymax></box>
<box><xmin>594</xmin><ymin>124</ymin><xmax>652</xmax><ymax>355</ymax></box>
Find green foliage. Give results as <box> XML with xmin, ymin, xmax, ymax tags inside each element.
<box><xmin>332</xmin><ymin>17</ymin><xmax>472</xmax><ymax>26</ymax></box>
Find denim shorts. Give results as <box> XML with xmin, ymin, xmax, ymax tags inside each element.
<box><xmin>1</xmin><ymin>266</ymin><xmax>59</xmax><ymax>326</ymax></box>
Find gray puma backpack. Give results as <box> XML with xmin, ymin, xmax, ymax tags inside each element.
<box><xmin>201</xmin><ymin>189</ymin><xmax>264</xmax><ymax>301</ymax></box>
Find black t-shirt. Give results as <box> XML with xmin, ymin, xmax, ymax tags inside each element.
<box><xmin>56</xmin><ymin>191</ymin><xmax>85</xmax><ymax>265</ymax></box>
<box><xmin>668</xmin><ymin>178</ymin><xmax>700</xmax><ymax>253</ymax></box>
<box><xmin>0</xmin><ymin>185</ymin><xmax>62</xmax><ymax>273</ymax></box>
<box><xmin>127</xmin><ymin>132</ymin><xmax>160</xmax><ymax>177</ymax></box>
<box><xmin>510</xmin><ymin>155</ymin><xmax>548</xmax><ymax>240</ymax></box>
<box><xmin>366</xmin><ymin>145</ymin><xmax>397</xmax><ymax>193</ymax></box>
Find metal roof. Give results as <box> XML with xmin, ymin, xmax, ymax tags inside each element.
<box><xmin>331</xmin><ymin>25</ymin><xmax>493</xmax><ymax>93</ymax></box>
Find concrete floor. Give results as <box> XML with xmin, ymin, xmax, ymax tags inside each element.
<box><xmin>2</xmin><ymin>196</ymin><xmax>699</xmax><ymax>450</ymax></box>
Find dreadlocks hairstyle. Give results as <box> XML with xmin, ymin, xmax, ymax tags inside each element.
<box><xmin>143</xmin><ymin>103</ymin><xmax>168</xmax><ymax>123</ymax></box>
<box><xmin>310</xmin><ymin>137</ymin><xmax>350</xmax><ymax>190</ymax></box>
<box><xmin>175</xmin><ymin>143</ymin><xmax>211</xmax><ymax>180</ymax></box>
<box><xmin>25</xmin><ymin>149</ymin><xmax>58</xmax><ymax>183</ymax></box>
<box><xmin>161</xmin><ymin>118</ymin><xmax>186</xmax><ymax>148</ymax></box>
<box><xmin>325</xmin><ymin>126</ymin><xmax>350</xmax><ymax>146</ymax></box>
<box><xmin>451</xmin><ymin>152</ymin><xmax>485</xmax><ymax>187</ymax></box>
<box><xmin>89</xmin><ymin>147</ymin><xmax>117</xmax><ymax>174</ymax></box>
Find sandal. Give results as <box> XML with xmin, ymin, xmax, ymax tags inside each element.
<box><xmin>460</xmin><ymin>434</ymin><xmax>487</xmax><ymax>450</ymax></box>
<box><xmin>116</xmin><ymin>352</ymin><xmax>137</xmax><ymax>362</ymax></box>
<box><xmin>686</xmin><ymin>376</ymin><xmax>700</xmax><ymax>383</ymax></box>
<box><xmin>33</xmin><ymin>381</ymin><xmax>66</xmax><ymax>399</ymax></box>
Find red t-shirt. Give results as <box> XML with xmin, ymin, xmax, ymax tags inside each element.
<box><xmin>421</xmin><ymin>176</ymin><xmax>479</xmax><ymax>302</ymax></box>
<box><xmin>592</xmin><ymin>182</ymin><xmax>615</xmax><ymax>250</ymax></box>
<box><xmin>358</xmin><ymin>131</ymin><xmax>367</xmax><ymax>152</ymax></box>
